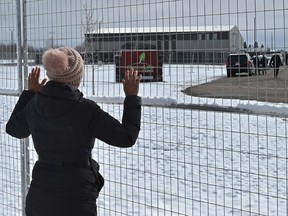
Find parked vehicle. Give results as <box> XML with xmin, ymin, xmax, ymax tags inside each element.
<box><xmin>226</xmin><ymin>53</ymin><xmax>255</xmax><ymax>77</ymax></box>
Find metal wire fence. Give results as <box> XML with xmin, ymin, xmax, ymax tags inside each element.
<box><xmin>0</xmin><ymin>0</ymin><xmax>287</xmax><ymax>215</ymax></box>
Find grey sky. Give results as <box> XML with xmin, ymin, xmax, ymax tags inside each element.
<box><xmin>1</xmin><ymin>0</ymin><xmax>287</xmax><ymax>49</ymax></box>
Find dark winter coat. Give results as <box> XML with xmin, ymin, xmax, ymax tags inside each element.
<box><xmin>269</xmin><ymin>54</ymin><xmax>282</xmax><ymax>68</ymax></box>
<box><xmin>6</xmin><ymin>81</ymin><xmax>142</xmax><ymax>216</ymax></box>
<box><xmin>259</xmin><ymin>56</ymin><xmax>268</xmax><ymax>68</ymax></box>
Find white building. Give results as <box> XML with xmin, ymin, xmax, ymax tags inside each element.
<box><xmin>84</xmin><ymin>25</ymin><xmax>244</xmax><ymax>64</ymax></box>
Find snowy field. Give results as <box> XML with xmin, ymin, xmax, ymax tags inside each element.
<box><xmin>0</xmin><ymin>63</ymin><xmax>287</xmax><ymax>216</ymax></box>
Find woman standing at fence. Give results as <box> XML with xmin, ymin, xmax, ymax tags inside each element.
<box><xmin>6</xmin><ymin>47</ymin><xmax>142</xmax><ymax>216</ymax></box>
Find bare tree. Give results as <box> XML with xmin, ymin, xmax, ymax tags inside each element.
<box><xmin>83</xmin><ymin>4</ymin><xmax>98</xmax><ymax>32</ymax></box>
<box><xmin>82</xmin><ymin>2</ymin><xmax>100</xmax><ymax>93</ymax></box>
<box><xmin>83</xmin><ymin>3</ymin><xmax>100</xmax><ymax>53</ymax></box>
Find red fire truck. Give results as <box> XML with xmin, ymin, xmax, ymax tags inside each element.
<box><xmin>115</xmin><ymin>50</ymin><xmax>163</xmax><ymax>82</ymax></box>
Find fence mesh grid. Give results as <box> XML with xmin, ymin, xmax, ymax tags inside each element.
<box><xmin>0</xmin><ymin>0</ymin><xmax>288</xmax><ymax>215</ymax></box>
<box><xmin>0</xmin><ymin>1</ymin><xmax>22</xmax><ymax>215</ymax></box>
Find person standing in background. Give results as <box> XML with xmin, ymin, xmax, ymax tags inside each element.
<box><xmin>259</xmin><ymin>55</ymin><xmax>268</xmax><ymax>75</ymax></box>
<box><xmin>269</xmin><ymin>53</ymin><xmax>282</xmax><ymax>78</ymax></box>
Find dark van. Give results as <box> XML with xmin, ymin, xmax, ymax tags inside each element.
<box><xmin>226</xmin><ymin>53</ymin><xmax>255</xmax><ymax>77</ymax></box>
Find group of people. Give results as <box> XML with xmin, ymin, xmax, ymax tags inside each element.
<box><xmin>252</xmin><ymin>53</ymin><xmax>283</xmax><ymax>78</ymax></box>
<box><xmin>252</xmin><ymin>55</ymin><xmax>268</xmax><ymax>76</ymax></box>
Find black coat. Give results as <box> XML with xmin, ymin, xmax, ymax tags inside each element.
<box><xmin>269</xmin><ymin>54</ymin><xmax>282</xmax><ymax>68</ymax></box>
<box><xmin>6</xmin><ymin>81</ymin><xmax>142</xmax><ymax>216</ymax></box>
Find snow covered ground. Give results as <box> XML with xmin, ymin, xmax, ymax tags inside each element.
<box><xmin>0</xmin><ymin>63</ymin><xmax>287</xmax><ymax>216</ymax></box>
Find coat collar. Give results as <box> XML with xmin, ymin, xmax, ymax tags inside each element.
<box><xmin>39</xmin><ymin>81</ymin><xmax>83</xmax><ymax>100</ymax></box>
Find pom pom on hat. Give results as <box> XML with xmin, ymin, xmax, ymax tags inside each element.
<box><xmin>42</xmin><ymin>47</ymin><xmax>84</xmax><ymax>87</ymax></box>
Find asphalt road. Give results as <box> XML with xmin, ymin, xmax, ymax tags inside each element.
<box><xmin>182</xmin><ymin>66</ymin><xmax>288</xmax><ymax>103</ymax></box>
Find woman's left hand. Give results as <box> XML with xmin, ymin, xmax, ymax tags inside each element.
<box><xmin>122</xmin><ymin>69</ymin><xmax>142</xmax><ymax>96</ymax></box>
<box><xmin>28</xmin><ymin>67</ymin><xmax>47</xmax><ymax>92</ymax></box>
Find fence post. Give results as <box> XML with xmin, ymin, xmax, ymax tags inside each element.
<box><xmin>22</xmin><ymin>0</ymin><xmax>29</xmax><ymax>89</ymax></box>
<box><xmin>17</xmin><ymin>0</ymin><xmax>30</xmax><ymax>215</ymax></box>
<box><xmin>16</xmin><ymin>0</ymin><xmax>23</xmax><ymax>92</ymax></box>
<box><xmin>20</xmin><ymin>139</ymin><xmax>30</xmax><ymax>216</ymax></box>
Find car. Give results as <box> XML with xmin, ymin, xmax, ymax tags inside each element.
<box><xmin>226</xmin><ymin>53</ymin><xmax>255</xmax><ymax>77</ymax></box>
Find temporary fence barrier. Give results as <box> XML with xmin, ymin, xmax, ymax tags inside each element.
<box><xmin>0</xmin><ymin>0</ymin><xmax>287</xmax><ymax>215</ymax></box>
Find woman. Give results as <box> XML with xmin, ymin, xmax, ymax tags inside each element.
<box><xmin>6</xmin><ymin>47</ymin><xmax>142</xmax><ymax>216</ymax></box>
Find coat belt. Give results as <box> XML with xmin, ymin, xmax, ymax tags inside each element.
<box><xmin>38</xmin><ymin>157</ymin><xmax>91</xmax><ymax>168</ymax></box>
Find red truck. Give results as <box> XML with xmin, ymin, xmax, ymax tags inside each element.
<box><xmin>115</xmin><ymin>50</ymin><xmax>163</xmax><ymax>82</ymax></box>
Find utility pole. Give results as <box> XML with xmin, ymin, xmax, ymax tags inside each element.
<box><xmin>271</xmin><ymin>32</ymin><xmax>273</xmax><ymax>51</ymax></box>
<box><xmin>98</xmin><ymin>21</ymin><xmax>102</xmax><ymax>53</ymax></box>
<box><xmin>9</xmin><ymin>28</ymin><xmax>14</xmax><ymax>63</ymax></box>
<box><xmin>49</xmin><ymin>31</ymin><xmax>55</xmax><ymax>48</ymax></box>
<box><xmin>254</xmin><ymin>17</ymin><xmax>257</xmax><ymax>48</ymax></box>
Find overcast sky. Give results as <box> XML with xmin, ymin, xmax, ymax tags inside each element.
<box><xmin>1</xmin><ymin>0</ymin><xmax>287</xmax><ymax>50</ymax></box>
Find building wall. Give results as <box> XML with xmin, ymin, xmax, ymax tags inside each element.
<box><xmin>229</xmin><ymin>26</ymin><xmax>244</xmax><ymax>52</ymax></box>
<box><xmin>85</xmin><ymin>27</ymin><xmax>243</xmax><ymax>64</ymax></box>
<box><xmin>175</xmin><ymin>40</ymin><xmax>230</xmax><ymax>51</ymax></box>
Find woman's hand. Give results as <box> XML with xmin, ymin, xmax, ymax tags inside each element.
<box><xmin>28</xmin><ymin>67</ymin><xmax>47</xmax><ymax>92</ymax></box>
<box><xmin>122</xmin><ymin>69</ymin><xmax>142</xmax><ymax>96</ymax></box>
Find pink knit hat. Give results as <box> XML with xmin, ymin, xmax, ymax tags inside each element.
<box><xmin>42</xmin><ymin>47</ymin><xmax>84</xmax><ymax>87</ymax></box>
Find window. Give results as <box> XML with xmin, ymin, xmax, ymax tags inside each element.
<box><xmin>157</xmin><ymin>35</ymin><xmax>163</xmax><ymax>40</ymax></box>
<box><xmin>172</xmin><ymin>40</ymin><xmax>176</xmax><ymax>50</ymax></box>
<box><xmin>198</xmin><ymin>33</ymin><xmax>205</xmax><ymax>40</ymax></box>
<box><xmin>183</xmin><ymin>33</ymin><xmax>190</xmax><ymax>40</ymax></box>
<box><xmin>191</xmin><ymin>33</ymin><xmax>197</xmax><ymax>40</ymax></box>
<box><xmin>206</xmin><ymin>33</ymin><xmax>212</xmax><ymax>40</ymax></box>
<box><xmin>171</xmin><ymin>34</ymin><xmax>176</xmax><ymax>40</ymax></box>
<box><xmin>221</xmin><ymin>32</ymin><xmax>229</xmax><ymax>40</ymax></box>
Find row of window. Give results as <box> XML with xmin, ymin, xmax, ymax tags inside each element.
<box><xmin>86</xmin><ymin>32</ymin><xmax>229</xmax><ymax>42</ymax></box>
<box><xmin>170</xmin><ymin>51</ymin><xmax>228</xmax><ymax>64</ymax></box>
<box><xmin>80</xmin><ymin>50</ymin><xmax>228</xmax><ymax>64</ymax></box>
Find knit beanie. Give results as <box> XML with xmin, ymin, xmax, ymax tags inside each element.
<box><xmin>42</xmin><ymin>47</ymin><xmax>84</xmax><ymax>87</ymax></box>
